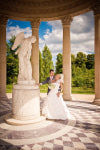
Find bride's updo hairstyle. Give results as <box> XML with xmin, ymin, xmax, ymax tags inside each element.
<box><xmin>58</xmin><ymin>74</ymin><xmax>61</xmax><ymax>79</ymax></box>
<box><xmin>55</xmin><ymin>74</ymin><xmax>64</xmax><ymax>83</ymax></box>
<box><xmin>55</xmin><ymin>74</ymin><xmax>61</xmax><ymax>81</ymax></box>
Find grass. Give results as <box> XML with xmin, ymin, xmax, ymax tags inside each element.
<box><xmin>6</xmin><ymin>84</ymin><xmax>13</xmax><ymax>93</ymax></box>
<box><xmin>6</xmin><ymin>84</ymin><xmax>49</xmax><ymax>93</ymax></box>
<box><xmin>72</xmin><ymin>87</ymin><xmax>95</xmax><ymax>94</ymax></box>
<box><xmin>6</xmin><ymin>84</ymin><xmax>95</xmax><ymax>94</ymax></box>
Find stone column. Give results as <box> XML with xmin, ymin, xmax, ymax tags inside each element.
<box><xmin>93</xmin><ymin>5</ymin><xmax>100</xmax><ymax>105</ymax></box>
<box><xmin>62</xmin><ymin>16</ymin><xmax>73</xmax><ymax>101</ymax></box>
<box><xmin>0</xmin><ymin>15</ymin><xmax>8</xmax><ymax>100</ymax></box>
<box><xmin>31</xmin><ymin>19</ymin><xmax>40</xmax><ymax>83</ymax></box>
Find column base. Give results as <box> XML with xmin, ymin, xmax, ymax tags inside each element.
<box><xmin>63</xmin><ymin>94</ymin><xmax>73</xmax><ymax>101</ymax></box>
<box><xmin>93</xmin><ymin>99</ymin><xmax>100</xmax><ymax>106</ymax></box>
<box><xmin>4</xmin><ymin>113</ymin><xmax>45</xmax><ymax>125</ymax></box>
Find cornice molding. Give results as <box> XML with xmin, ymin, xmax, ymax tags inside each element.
<box><xmin>1</xmin><ymin>0</ymin><xmax>75</xmax><ymax>7</ymax></box>
<box><xmin>0</xmin><ymin>0</ymin><xmax>93</xmax><ymax>14</ymax></box>
<box><xmin>0</xmin><ymin>0</ymin><xmax>96</xmax><ymax>21</ymax></box>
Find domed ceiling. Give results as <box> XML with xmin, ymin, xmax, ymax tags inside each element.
<box><xmin>0</xmin><ymin>0</ymin><xmax>98</xmax><ymax>21</ymax></box>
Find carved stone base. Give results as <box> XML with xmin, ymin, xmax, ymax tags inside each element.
<box><xmin>5</xmin><ymin>113</ymin><xmax>45</xmax><ymax>125</ymax></box>
<box><xmin>5</xmin><ymin>84</ymin><xmax>45</xmax><ymax>125</ymax></box>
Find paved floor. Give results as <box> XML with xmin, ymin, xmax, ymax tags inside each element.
<box><xmin>7</xmin><ymin>93</ymin><xmax>95</xmax><ymax>102</ymax></box>
<box><xmin>0</xmin><ymin>93</ymin><xmax>100</xmax><ymax>150</ymax></box>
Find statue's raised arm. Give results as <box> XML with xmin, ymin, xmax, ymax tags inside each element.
<box><xmin>12</xmin><ymin>32</ymin><xmax>36</xmax><ymax>85</ymax></box>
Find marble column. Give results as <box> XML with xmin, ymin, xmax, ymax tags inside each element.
<box><xmin>62</xmin><ymin>16</ymin><xmax>73</xmax><ymax>101</ymax></box>
<box><xmin>31</xmin><ymin>19</ymin><xmax>40</xmax><ymax>83</ymax></box>
<box><xmin>93</xmin><ymin>5</ymin><xmax>100</xmax><ymax>105</ymax></box>
<box><xmin>0</xmin><ymin>15</ymin><xmax>8</xmax><ymax>100</ymax></box>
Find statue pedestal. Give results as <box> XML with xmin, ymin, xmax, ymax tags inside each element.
<box><xmin>5</xmin><ymin>84</ymin><xmax>45</xmax><ymax>125</ymax></box>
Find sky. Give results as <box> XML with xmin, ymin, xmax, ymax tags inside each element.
<box><xmin>6</xmin><ymin>11</ymin><xmax>94</xmax><ymax>65</ymax></box>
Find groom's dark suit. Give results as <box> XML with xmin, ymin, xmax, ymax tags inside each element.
<box><xmin>41</xmin><ymin>76</ymin><xmax>55</xmax><ymax>94</ymax></box>
<box><xmin>41</xmin><ymin>76</ymin><xmax>61</xmax><ymax>94</ymax></box>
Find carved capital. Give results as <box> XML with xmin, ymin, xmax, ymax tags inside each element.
<box><xmin>91</xmin><ymin>2</ymin><xmax>100</xmax><ymax>16</ymax></box>
<box><xmin>31</xmin><ymin>18</ymin><xmax>40</xmax><ymax>29</ymax></box>
<box><xmin>0</xmin><ymin>15</ymin><xmax>8</xmax><ymax>26</ymax></box>
<box><xmin>61</xmin><ymin>15</ymin><xmax>73</xmax><ymax>26</ymax></box>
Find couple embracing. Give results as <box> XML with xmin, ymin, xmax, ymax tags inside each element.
<box><xmin>39</xmin><ymin>69</ymin><xmax>71</xmax><ymax>120</ymax></box>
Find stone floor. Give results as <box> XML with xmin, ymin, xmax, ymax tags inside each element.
<box><xmin>0</xmin><ymin>93</ymin><xmax>100</xmax><ymax>150</ymax></box>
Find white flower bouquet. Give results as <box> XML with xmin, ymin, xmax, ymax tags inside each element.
<box><xmin>48</xmin><ymin>82</ymin><xmax>56</xmax><ymax>90</ymax></box>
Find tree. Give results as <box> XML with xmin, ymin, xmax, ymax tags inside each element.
<box><xmin>71</xmin><ymin>54</ymin><xmax>76</xmax><ymax>77</ymax></box>
<box><xmin>7</xmin><ymin>55</ymin><xmax>19</xmax><ymax>84</ymax></box>
<box><xmin>86</xmin><ymin>54</ymin><xmax>94</xmax><ymax>69</ymax></box>
<box><xmin>39</xmin><ymin>51</ymin><xmax>43</xmax><ymax>82</ymax></box>
<box><xmin>72</xmin><ymin>67</ymin><xmax>84</xmax><ymax>87</ymax></box>
<box><xmin>56</xmin><ymin>53</ymin><xmax>63</xmax><ymax>74</ymax></box>
<box><xmin>75</xmin><ymin>52</ymin><xmax>87</xmax><ymax>67</ymax></box>
<box><xmin>71</xmin><ymin>54</ymin><xmax>75</xmax><ymax>65</ymax></box>
<box><xmin>42</xmin><ymin>45</ymin><xmax>54</xmax><ymax>80</ymax></box>
<box><xmin>7</xmin><ymin>36</ymin><xmax>17</xmax><ymax>57</ymax></box>
<box><xmin>7</xmin><ymin>36</ymin><xmax>19</xmax><ymax>84</ymax></box>
<box><xmin>71</xmin><ymin>52</ymin><xmax>94</xmax><ymax>89</ymax></box>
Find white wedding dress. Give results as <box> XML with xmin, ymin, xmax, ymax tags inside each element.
<box><xmin>43</xmin><ymin>80</ymin><xmax>71</xmax><ymax>120</ymax></box>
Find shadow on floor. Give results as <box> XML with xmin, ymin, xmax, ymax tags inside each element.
<box><xmin>66</xmin><ymin>101</ymin><xmax>100</xmax><ymax>112</ymax></box>
<box><xmin>75</xmin><ymin>120</ymin><xmax>100</xmax><ymax>134</ymax></box>
<box><xmin>0</xmin><ymin>139</ymin><xmax>21</xmax><ymax>150</ymax></box>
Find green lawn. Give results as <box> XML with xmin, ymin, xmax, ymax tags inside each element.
<box><xmin>6</xmin><ymin>84</ymin><xmax>95</xmax><ymax>94</ymax></box>
<box><xmin>6</xmin><ymin>84</ymin><xmax>13</xmax><ymax>93</ymax></box>
<box><xmin>72</xmin><ymin>87</ymin><xmax>94</xmax><ymax>94</ymax></box>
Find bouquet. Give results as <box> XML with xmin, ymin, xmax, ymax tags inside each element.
<box><xmin>48</xmin><ymin>82</ymin><xmax>56</xmax><ymax>90</ymax></box>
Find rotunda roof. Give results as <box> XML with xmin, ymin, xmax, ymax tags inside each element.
<box><xmin>0</xmin><ymin>0</ymin><xmax>98</xmax><ymax>21</ymax></box>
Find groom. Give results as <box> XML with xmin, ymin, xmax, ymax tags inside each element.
<box><xmin>40</xmin><ymin>69</ymin><xmax>55</xmax><ymax>94</ymax></box>
<box><xmin>40</xmin><ymin>69</ymin><xmax>61</xmax><ymax>96</ymax></box>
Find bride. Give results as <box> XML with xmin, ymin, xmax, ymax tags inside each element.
<box><xmin>43</xmin><ymin>74</ymin><xmax>71</xmax><ymax>120</ymax></box>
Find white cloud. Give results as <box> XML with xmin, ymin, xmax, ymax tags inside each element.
<box><xmin>6</xmin><ymin>25</ymin><xmax>32</xmax><ymax>41</ymax></box>
<box><xmin>39</xmin><ymin>20</ymin><xmax>63</xmax><ymax>57</ymax></box>
<box><xmin>71</xmin><ymin>11</ymin><xmax>94</xmax><ymax>34</ymax></box>
<box><xmin>48</xmin><ymin>20</ymin><xmax>62</xmax><ymax>29</ymax></box>
<box><xmin>6</xmin><ymin>11</ymin><xmax>94</xmax><ymax>65</ymax></box>
<box><xmin>39</xmin><ymin>11</ymin><xmax>94</xmax><ymax>65</ymax></box>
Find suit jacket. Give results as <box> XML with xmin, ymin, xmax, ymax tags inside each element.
<box><xmin>42</xmin><ymin>76</ymin><xmax>54</xmax><ymax>94</ymax></box>
<box><xmin>42</xmin><ymin>76</ymin><xmax>61</xmax><ymax>94</ymax></box>
<box><xmin>42</xmin><ymin>76</ymin><xmax>54</xmax><ymax>84</ymax></box>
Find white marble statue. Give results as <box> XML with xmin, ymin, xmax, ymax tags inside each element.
<box><xmin>12</xmin><ymin>32</ymin><xmax>36</xmax><ymax>84</ymax></box>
